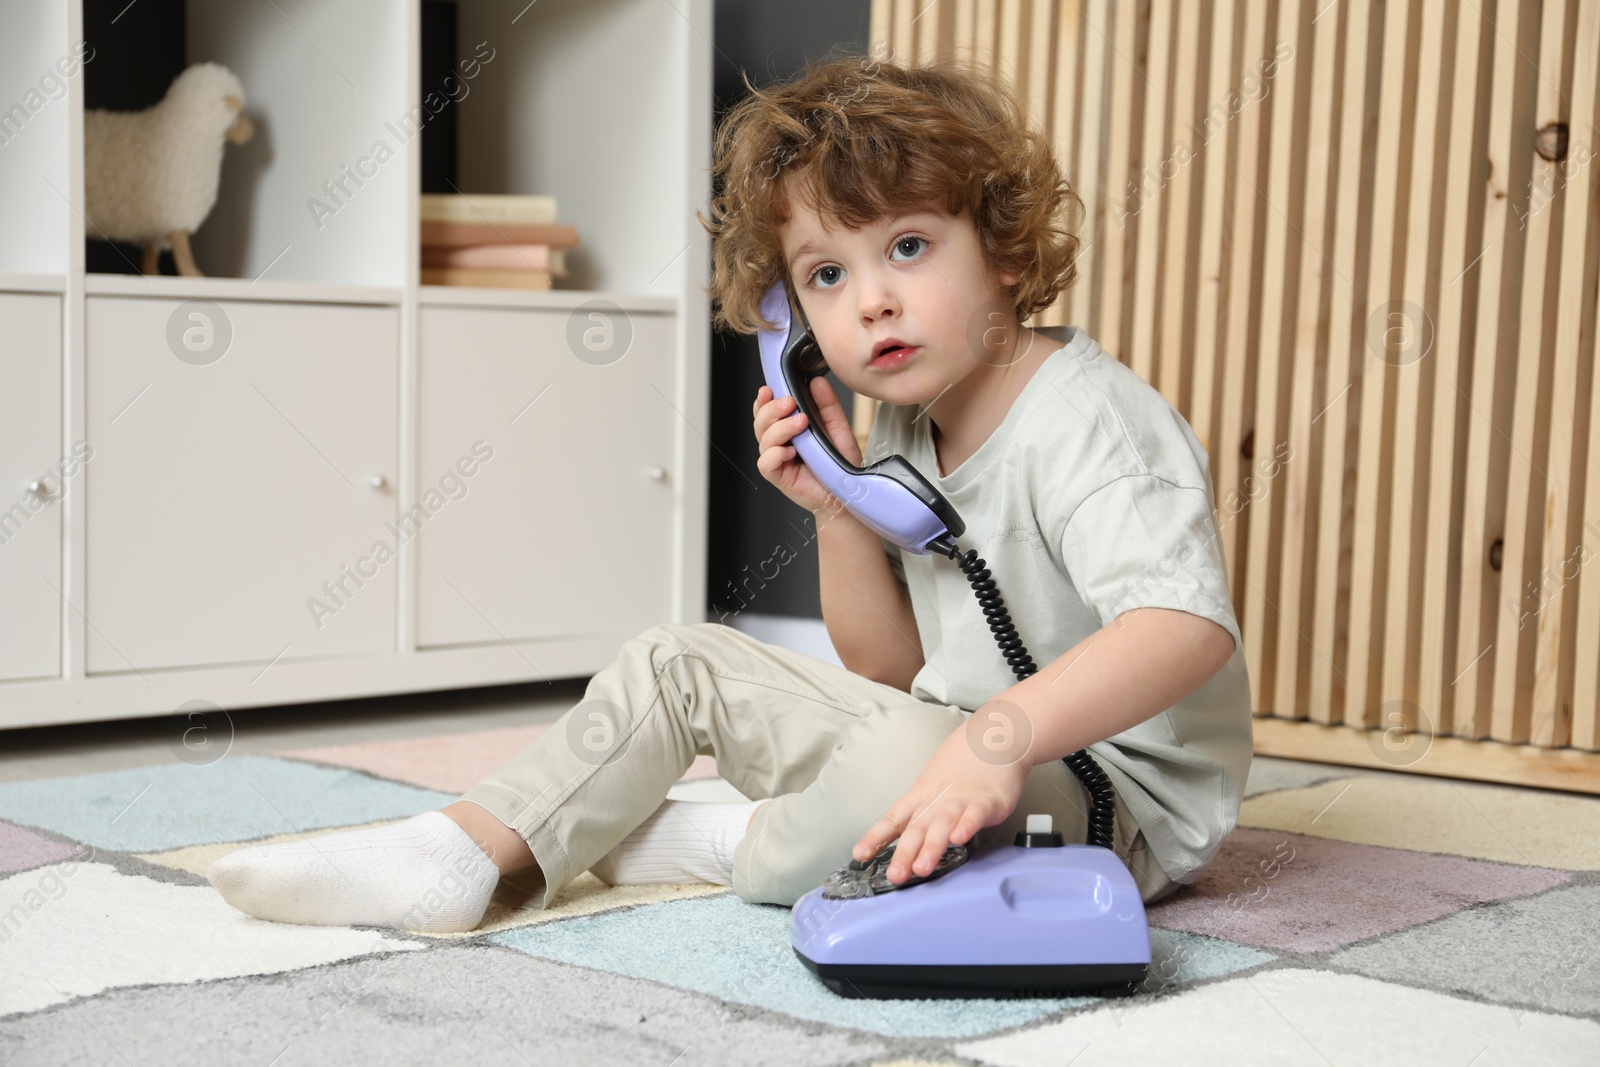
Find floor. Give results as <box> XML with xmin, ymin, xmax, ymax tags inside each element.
<box><xmin>4</xmin><ymin>616</ymin><xmax>1597</xmax><ymax>1064</ymax></box>
<box><xmin>0</xmin><ymin>675</ymin><xmax>584</xmax><ymax>786</ymax></box>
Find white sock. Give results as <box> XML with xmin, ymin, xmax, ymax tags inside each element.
<box><xmin>206</xmin><ymin>811</ymin><xmax>503</xmax><ymax>933</ymax></box>
<box><xmin>588</xmin><ymin>798</ymin><xmax>769</xmax><ymax>887</ymax></box>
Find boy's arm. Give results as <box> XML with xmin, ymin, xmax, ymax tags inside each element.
<box><xmin>815</xmin><ymin>505</ymin><xmax>924</xmax><ymax>690</ymax></box>
<box><xmin>994</xmin><ymin>606</ymin><xmax>1235</xmax><ymax>765</ymax></box>
<box><xmin>848</xmin><ymin>607</ymin><xmax>1233</xmax><ymax>886</ymax></box>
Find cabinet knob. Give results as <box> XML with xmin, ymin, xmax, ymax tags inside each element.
<box><xmin>369</xmin><ymin>474</ymin><xmax>388</xmax><ymax>490</ymax></box>
<box><xmin>646</xmin><ymin>466</ymin><xmax>668</xmax><ymax>482</ymax></box>
<box><xmin>27</xmin><ymin>480</ymin><xmax>48</xmax><ymax>498</ymax></box>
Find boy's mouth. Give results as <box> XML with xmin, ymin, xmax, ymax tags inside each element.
<box><xmin>869</xmin><ymin>344</ymin><xmax>918</xmax><ymax>369</ymax></box>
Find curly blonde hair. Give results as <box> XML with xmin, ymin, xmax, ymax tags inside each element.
<box><xmin>697</xmin><ymin>49</ymin><xmax>1084</xmax><ymax>337</ymax></box>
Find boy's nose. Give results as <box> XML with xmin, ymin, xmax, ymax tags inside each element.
<box><xmin>856</xmin><ymin>281</ymin><xmax>901</xmax><ymax>326</ymax></box>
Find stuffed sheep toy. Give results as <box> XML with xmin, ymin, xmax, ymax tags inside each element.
<box><xmin>84</xmin><ymin>62</ymin><xmax>254</xmax><ymax>277</ymax></box>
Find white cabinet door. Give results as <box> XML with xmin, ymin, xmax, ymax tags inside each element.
<box><xmin>0</xmin><ymin>293</ymin><xmax>63</xmax><ymax>681</ymax></box>
<box><xmin>85</xmin><ymin>297</ymin><xmax>398</xmax><ymax>673</ymax></box>
<box><xmin>417</xmin><ymin>304</ymin><xmax>675</xmax><ymax>647</ymax></box>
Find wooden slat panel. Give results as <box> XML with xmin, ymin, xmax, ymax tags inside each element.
<box><xmin>1068</xmin><ymin>0</ymin><xmax>1114</xmax><ymax>336</ymax></box>
<box><xmin>1244</xmin><ymin>0</ymin><xmax>1311</xmax><ymax>714</ymax></box>
<box><xmin>1492</xmin><ymin>0</ymin><xmax>1575</xmax><ymax>744</ymax></box>
<box><xmin>1025</xmin><ymin>0</ymin><xmax>1058</xmax><ymax>135</ymax></box>
<box><xmin>1128</xmin><ymin>2</ymin><xmax>1175</xmax><ymax>387</ymax></box>
<box><xmin>1421</xmin><ymin>0</ymin><xmax>1493</xmax><ymax>737</ymax></box>
<box><xmin>1048</xmin><ymin>1</ymin><xmax>1084</xmax><ymax>330</ymax></box>
<box><xmin>919</xmin><ymin>0</ymin><xmax>947</xmax><ymax>64</ymax></box>
<box><xmin>1309</xmin><ymin>0</ymin><xmax>1381</xmax><ymax>726</ymax></box>
<box><xmin>1254</xmin><ymin>716</ymin><xmax>1600</xmax><ymax>794</ymax></box>
<box><xmin>998</xmin><ymin>0</ymin><xmax>1026</xmax><ymax>85</ymax></box>
<box><xmin>1186</xmin><ymin>0</ymin><xmax>1244</xmax><ymax>471</ymax></box>
<box><xmin>1533</xmin><ymin>0</ymin><xmax>1600</xmax><ymax>748</ymax></box>
<box><xmin>1343</xmin><ymin>0</ymin><xmax>1422</xmax><ymax>730</ymax></box>
<box><xmin>1273</xmin><ymin>0</ymin><xmax>1341</xmax><ymax>722</ymax></box>
<box><xmin>1577</xmin><ymin>241</ymin><xmax>1600</xmax><ymax>749</ymax></box>
<box><xmin>1574</xmin><ymin>0</ymin><xmax>1600</xmax><ymax>751</ymax></box>
<box><xmin>1452</xmin><ymin>0</ymin><xmax>1543</xmax><ymax>739</ymax></box>
<box><xmin>974</xmin><ymin>0</ymin><xmax>1000</xmax><ymax>76</ymax></box>
<box><xmin>862</xmin><ymin>2</ymin><xmax>1600</xmax><ymax>755</ymax></box>
<box><xmin>1380</xmin><ymin>0</ymin><xmax>1456</xmax><ymax>738</ymax></box>
<box><xmin>889</xmin><ymin>0</ymin><xmax>916</xmax><ymax>63</ymax></box>
<box><xmin>1216</xmin><ymin>0</ymin><xmax>1272</xmax><ymax>632</ymax></box>
<box><xmin>930</xmin><ymin>0</ymin><xmax>959</xmax><ymax>65</ymax></box>
<box><xmin>1156</xmin><ymin>0</ymin><xmax>1205</xmax><ymax>411</ymax></box>
<box><xmin>871</xmin><ymin>0</ymin><xmax>894</xmax><ymax>60</ymax></box>
<box><xmin>951</xmin><ymin>0</ymin><xmax>980</xmax><ymax>61</ymax></box>
<box><xmin>1096</xmin><ymin>0</ymin><xmax>1148</xmax><ymax>362</ymax></box>
<box><xmin>1051</xmin><ymin>1</ymin><xmax>1083</xmax><ymax>178</ymax></box>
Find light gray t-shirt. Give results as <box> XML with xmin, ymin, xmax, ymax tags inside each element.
<box><xmin>862</xmin><ymin>324</ymin><xmax>1253</xmax><ymax>885</ymax></box>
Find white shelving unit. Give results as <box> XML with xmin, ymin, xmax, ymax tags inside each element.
<box><xmin>0</xmin><ymin>0</ymin><xmax>713</xmax><ymax>729</ymax></box>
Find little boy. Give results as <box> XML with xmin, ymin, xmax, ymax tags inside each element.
<box><xmin>207</xmin><ymin>53</ymin><xmax>1250</xmax><ymax>933</ymax></box>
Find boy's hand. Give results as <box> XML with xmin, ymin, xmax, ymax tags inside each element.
<box><xmin>850</xmin><ymin>713</ymin><xmax>1032</xmax><ymax>885</ymax></box>
<box><xmin>752</xmin><ymin>376</ymin><xmax>864</xmax><ymax>513</ymax></box>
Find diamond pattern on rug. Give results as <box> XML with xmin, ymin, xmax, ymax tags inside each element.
<box><xmin>1327</xmin><ymin>883</ymin><xmax>1600</xmax><ymax>1018</ymax></box>
<box><xmin>0</xmin><ymin>942</ymin><xmax>895</xmax><ymax>1066</ymax></box>
<box><xmin>1147</xmin><ymin>827</ymin><xmax>1571</xmax><ymax>953</ymax></box>
<box><xmin>492</xmin><ymin>891</ymin><xmax>1088</xmax><ymax>1039</ymax></box>
<box><xmin>952</xmin><ymin>969</ymin><xmax>1600</xmax><ymax>1067</ymax></box>
<box><xmin>0</xmin><ymin>861</ymin><xmax>422</xmax><ymax>1017</ymax></box>
<box><xmin>0</xmin><ymin>821</ymin><xmax>83</xmax><ymax>876</ymax></box>
<box><xmin>0</xmin><ymin>756</ymin><xmax>457</xmax><ymax>853</ymax></box>
<box><xmin>1140</xmin><ymin>929</ymin><xmax>1275</xmax><ymax>992</ymax></box>
<box><xmin>489</xmin><ymin>892</ymin><xmax>1272</xmax><ymax>1040</ymax></box>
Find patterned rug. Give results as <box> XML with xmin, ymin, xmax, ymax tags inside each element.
<box><xmin>1</xmin><ymin>723</ymin><xmax>1597</xmax><ymax>1065</ymax></box>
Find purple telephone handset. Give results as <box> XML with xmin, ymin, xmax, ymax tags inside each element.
<box><xmin>757</xmin><ymin>280</ymin><xmax>964</xmax><ymax>555</ymax></box>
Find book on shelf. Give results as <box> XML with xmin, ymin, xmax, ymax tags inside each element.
<box><xmin>421</xmin><ymin>244</ymin><xmax>567</xmax><ymax>272</ymax></box>
<box><xmin>420</xmin><ymin>193</ymin><xmax>557</xmax><ymax>226</ymax></box>
<box><xmin>421</xmin><ymin>220</ymin><xmax>580</xmax><ymax>249</ymax></box>
<box><xmin>421</xmin><ymin>267</ymin><xmax>558</xmax><ymax>290</ymax></box>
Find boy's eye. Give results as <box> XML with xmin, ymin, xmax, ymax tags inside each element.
<box><xmin>894</xmin><ymin>236</ymin><xmax>928</xmax><ymax>258</ymax></box>
<box><xmin>805</xmin><ymin>235</ymin><xmax>929</xmax><ymax>290</ymax></box>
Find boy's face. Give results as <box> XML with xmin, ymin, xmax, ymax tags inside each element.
<box><xmin>777</xmin><ymin>196</ymin><xmax>1023</xmax><ymax>408</ymax></box>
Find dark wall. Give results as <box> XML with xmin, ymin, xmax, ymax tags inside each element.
<box><xmin>705</xmin><ymin>0</ymin><xmax>873</xmax><ymax>625</ymax></box>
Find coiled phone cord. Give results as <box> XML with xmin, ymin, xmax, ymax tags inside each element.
<box><xmin>928</xmin><ymin>536</ymin><xmax>1117</xmax><ymax>850</ymax></box>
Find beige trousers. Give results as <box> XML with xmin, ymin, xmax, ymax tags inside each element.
<box><xmin>458</xmin><ymin>621</ymin><xmax>1179</xmax><ymax>910</ymax></box>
